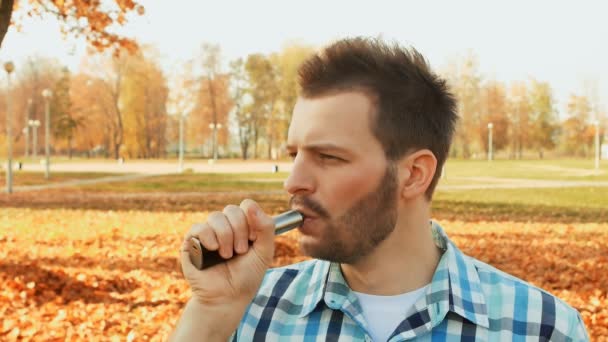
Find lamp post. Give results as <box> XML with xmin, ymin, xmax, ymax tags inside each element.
<box><xmin>28</xmin><ymin>120</ymin><xmax>40</xmax><ymax>158</ymax></box>
<box><xmin>22</xmin><ymin>127</ymin><xmax>28</xmax><ymax>157</ymax></box>
<box><xmin>594</xmin><ymin>119</ymin><xmax>601</xmax><ymax>170</ymax></box>
<box><xmin>4</xmin><ymin>61</ymin><xmax>14</xmax><ymax>194</ymax></box>
<box><xmin>209</xmin><ymin>122</ymin><xmax>222</xmax><ymax>161</ymax></box>
<box><xmin>42</xmin><ymin>88</ymin><xmax>52</xmax><ymax>179</ymax></box>
<box><xmin>178</xmin><ymin>113</ymin><xmax>186</xmax><ymax>173</ymax></box>
<box><xmin>24</xmin><ymin>99</ymin><xmax>32</xmax><ymax>158</ymax></box>
<box><xmin>488</xmin><ymin>122</ymin><xmax>494</xmax><ymax>161</ymax></box>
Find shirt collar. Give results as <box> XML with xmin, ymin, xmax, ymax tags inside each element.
<box><xmin>298</xmin><ymin>221</ymin><xmax>490</xmax><ymax>329</ymax></box>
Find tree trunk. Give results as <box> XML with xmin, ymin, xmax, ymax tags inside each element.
<box><xmin>68</xmin><ymin>136</ymin><xmax>73</xmax><ymax>159</ymax></box>
<box><xmin>0</xmin><ymin>0</ymin><xmax>14</xmax><ymax>48</ymax></box>
<box><xmin>253</xmin><ymin>124</ymin><xmax>258</xmax><ymax>159</ymax></box>
<box><xmin>238</xmin><ymin>126</ymin><xmax>249</xmax><ymax>160</ymax></box>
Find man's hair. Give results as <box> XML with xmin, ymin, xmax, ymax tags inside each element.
<box><xmin>297</xmin><ymin>37</ymin><xmax>458</xmax><ymax>200</ymax></box>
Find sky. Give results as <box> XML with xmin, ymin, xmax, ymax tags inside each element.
<box><xmin>1</xmin><ymin>0</ymin><xmax>606</xmax><ymax>117</ymax></box>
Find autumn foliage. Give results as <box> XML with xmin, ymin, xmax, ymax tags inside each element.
<box><xmin>0</xmin><ymin>200</ymin><xmax>606</xmax><ymax>340</ymax></box>
<box><xmin>7</xmin><ymin>0</ymin><xmax>143</xmax><ymax>53</ymax></box>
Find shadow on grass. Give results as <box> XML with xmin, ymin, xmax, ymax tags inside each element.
<box><xmin>0</xmin><ymin>261</ymin><xmax>140</xmax><ymax>305</ymax></box>
<box><xmin>1</xmin><ymin>190</ymin><xmax>606</xmax><ymax>223</ymax></box>
<box><xmin>0</xmin><ymin>190</ymin><xmax>292</xmax><ymax>214</ymax></box>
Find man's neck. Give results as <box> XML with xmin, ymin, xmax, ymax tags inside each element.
<box><xmin>340</xmin><ymin>202</ymin><xmax>442</xmax><ymax>296</ymax></box>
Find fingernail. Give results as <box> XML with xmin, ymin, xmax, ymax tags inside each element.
<box><xmin>255</xmin><ymin>205</ymin><xmax>263</xmax><ymax>218</ymax></box>
<box><xmin>221</xmin><ymin>248</ymin><xmax>233</xmax><ymax>259</ymax></box>
<box><xmin>237</xmin><ymin>241</ymin><xmax>248</xmax><ymax>254</ymax></box>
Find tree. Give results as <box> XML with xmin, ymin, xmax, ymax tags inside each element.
<box><xmin>479</xmin><ymin>81</ymin><xmax>509</xmax><ymax>155</ymax></box>
<box><xmin>271</xmin><ymin>42</ymin><xmax>314</xmax><ymax>158</ymax></box>
<box><xmin>51</xmin><ymin>67</ymin><xmax>82</xmax><ymax>158</ymax></box>
<box><xmin>166</xmin><ymin>61</ymin><xmax>197</xmax><ymax>158</ymax></box>
<box><xmin>244</xmin><ymin>53</ymin><xmax>279</xmax><ymax>159</ymax></box>
<box><xmin>508</xmin><ymin>82</ymin><xmax>531</xmax><ymax>159</ymax></box>
<box><xmin>1</xmin><ymin>0</ymin><xmax>144</xmax><ymax>52</ymax></box>
<box><xmin>1</xmin><ymin>56</ymin><xmax>61</xmax><ymax>157</ymax></box>
<box><xmin>70</xmin><ymin>73</ymin><xmax>107</xmax><ymax>157</ymax></box>
<box><xmin>78</xmin><ymin>52</ymin><xmax>132</xmax><ymax>159</ymax></box>
<box><xmin>528</xmin><ymin>80</ymin><xmax>558</xmax><ymax>158</ymax></box>
<box><xmin>120</xmin><ymin>49</ymin><xmax>168</xmax><ymax>158</ymax></box>
<box><xmin>443</xmin><ymin>53</ymin><xmax>482</xmax><ymax>158</ymax></box>
<box><xmin>187</xmin><ymin>44</ymin><xmax>231</xmax><ymax>159</ymax></box>
<box><xmin>229</xmin><ymin>58</ymin><xmax>253</xmax><ymax>160</ymax></box>
<box><xmin>561</xmin><ymin>94</ymin><xmax>593</xmax><ymax>156</ymax></box>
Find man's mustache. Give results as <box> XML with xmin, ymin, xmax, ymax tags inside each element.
<box><xmin>289</xmin><ymin>196</ymin><xmax>330</xmax><ymax>219</ymax></box>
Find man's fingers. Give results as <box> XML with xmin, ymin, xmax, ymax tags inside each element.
<box><xmin>207</xmin><ymin>211</ymin><xmax>234</xmax><ymax>259</ymax></box>
<box><xmin>186</xmin><ymin>223</ymin><xmax>219</xmax><ymax>251</ymax></box>
<box><xmin>240</xmin><ymin>199</ymin><xmax>275</xmax><ymax>264</ymax></box>
<box><xmin>223</xmin><ymin>204</ymin><xmax>250</xmax><ymax>255</ymax></box>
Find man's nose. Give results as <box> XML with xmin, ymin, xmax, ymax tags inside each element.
<box><xmin>283</xmin><ymin>154</ymin><xmax>316</xmax><ymax>196</ymax></box>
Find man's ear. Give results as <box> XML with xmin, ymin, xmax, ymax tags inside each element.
<box><xmin>397</xmin><ymin>149</ymin><xmax>438</xmax><ymax>200</ymax></box>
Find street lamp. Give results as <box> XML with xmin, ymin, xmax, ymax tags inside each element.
<box><xmin>487</xmin><ymin>122</ymin><xmax>494</xmax><ymax>161</ymax></box>
<box><xmin>28</xmin><ymin>120</ymin><xmax>40</xmax><ymax>158</ymax></box>
<box><xmin>4</xmin><ymin>61</ymin><xmax>14</xmax><ymax>194</ymax></box>
<box><xmin>42</xmin><ymin>88</ymin><xmax>52</xmax><ymax>179</ymax></box>
<box><xmin>24</xmin><ymin>99</ymin><xmax>32</xmax><ymax>158</ymax></box>
<box><xmin>178</xmin><ymin>113</ymin><xmax>189</xmax><ymax>173</ymax></box>
<box><xmin>209</xmin><ymin>122</ymin><xmax>223</xmax><ymax>161</ymax></box>
<box><xmin>594</xmin><ymin>119</ymin><xmax>601</xmax><ymax>170</ymax></box>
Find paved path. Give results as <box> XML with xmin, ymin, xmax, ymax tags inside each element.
<box><xmin>18</xmin><ymin>160</ymin><xmax>294</xmax><ymax>174</ymax></box>
<box><xmin>7</xmin><ymin>160</ymin><xmax>608</xmax><ymax>193</ymax></box>
<box><xmin>12</xmin><ymin>173</ymin><xmax>160</xmax><ymax>193</ymax></box>
<box><xmin>438</xmin><ymin>177</ymin><xmax>608</xmax><ymax>191</ymax></box>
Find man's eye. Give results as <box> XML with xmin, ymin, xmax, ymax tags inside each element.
<box><xmin>319</xmin><ymin>154</ymin><xmax>341</xmax><ymax>161</ymax></box>
<box><xmin>289</xmin><ymin>152</ymin><xmax>297</xmax><ymax>159</ymax></box>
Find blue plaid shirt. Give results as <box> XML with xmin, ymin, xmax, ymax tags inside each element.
<box><xmin>231</xmin><ymin>222</ymin><xmax>589</xmax><ymax>341</ymax></box>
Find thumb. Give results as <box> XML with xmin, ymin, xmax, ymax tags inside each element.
<box><xmin>179</xmin><ymin>238</ymin><xmax>199</xmax><ymax>277</ymax></box>
<box><xmin>240</xmin><ymin>199</ymin><xmax>275</xmax><ymax>263</ymax></box>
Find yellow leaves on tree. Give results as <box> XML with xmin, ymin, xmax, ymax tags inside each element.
<box><xmin>3</xmin><ymin>0</ymin><xmax>144</xmax><ymax>54</ymax></box>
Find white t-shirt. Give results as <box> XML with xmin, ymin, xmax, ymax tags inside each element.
<box><xmin>353</xmin><ymin>285</ymin><xmax>428</xmax><ymax>342</ymax></box>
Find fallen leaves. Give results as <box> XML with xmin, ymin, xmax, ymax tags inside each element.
<box><xmin>0</xmin><ymin>209</ymin><xmax>606</xmax><ymax>340</ymax></box>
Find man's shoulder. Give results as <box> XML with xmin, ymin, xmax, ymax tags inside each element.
<box><xmin>466</xmin><ymin>255</ymin><xmax>588</xmax><ymax>339</ymax></box>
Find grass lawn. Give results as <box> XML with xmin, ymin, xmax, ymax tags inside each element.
<box><xmin>441</xmin><ymin>159</ymin><xmax>608</xmax><ymax>181</ymax></box>
<box><xmin>0</xmin><ymin>171</ymin><xmax>130</xmax><ymax>186</ymax></box>
<box><xmin>432</xmin><ymin>187</ymin><xmax>608</xmax><ymax>223</ymax></box>
<box><xmin>75</xmin><ymin>172</ymin><xmax>288</xmax><ymax>192</ymax></box>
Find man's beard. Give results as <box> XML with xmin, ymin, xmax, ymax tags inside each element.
<box><xmin>290</xmin><ymin>165</ymin><xmax>398</xmax><ymax>264</ymax></box>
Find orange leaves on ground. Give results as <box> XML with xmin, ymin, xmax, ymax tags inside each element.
<box><xmin>0</xmin><ymin>210</ymin><xmax>606</xmax><ymax>340</ymax></box>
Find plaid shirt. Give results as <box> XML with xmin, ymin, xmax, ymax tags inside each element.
<box><xmin>231</xmin><ymin>222</ymin><xmax>589</xmax><ymax>341</ymax></box>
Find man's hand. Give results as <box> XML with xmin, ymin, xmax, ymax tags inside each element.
<box><xmin>181</xmin><ymin>198</ymin><xmax>275</xmax><ymax>304</ymax></box>
<box><xmin>171</xmin><ymin>199</ymin><xmax>275</xmax><ymax>341</ymax></box>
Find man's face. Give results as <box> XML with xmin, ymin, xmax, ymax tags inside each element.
<box><xmin>285</xmin><ymin>91</ymin><xmax>399</xmax><ymax>264</ymax></box>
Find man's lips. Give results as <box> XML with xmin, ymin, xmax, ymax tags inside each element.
<box><xmin>291</xmin><ymin>207</ymin><xmax>319</xmax><ymax>221</ymax></box>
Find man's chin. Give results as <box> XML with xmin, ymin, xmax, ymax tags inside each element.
<box><xmin>298</xmin><ymin>236</ymin><xmax>330</xmax><ymax>259</ymax></box>
<box><xmin>298</xmin><ymin>237</ymin><xmax>355</xmax><ymax>263</ymax></box>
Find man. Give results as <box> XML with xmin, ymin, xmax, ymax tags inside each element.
<box><xmin>171</xmin><ymin>37</ymin><xmax>589</xmax><ymax>341</ymax></box>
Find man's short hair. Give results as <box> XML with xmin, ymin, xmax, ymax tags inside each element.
<box><xmin>297</xmin><ymin>37</ymin><xmax>458</xmax><ymax>199</ymax></box>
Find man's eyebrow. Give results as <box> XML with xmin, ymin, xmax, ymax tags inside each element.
<box><xmin>286</xmin><ymin>143</ymin><xmax>352</xmax><ymax>154</ymax></box>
